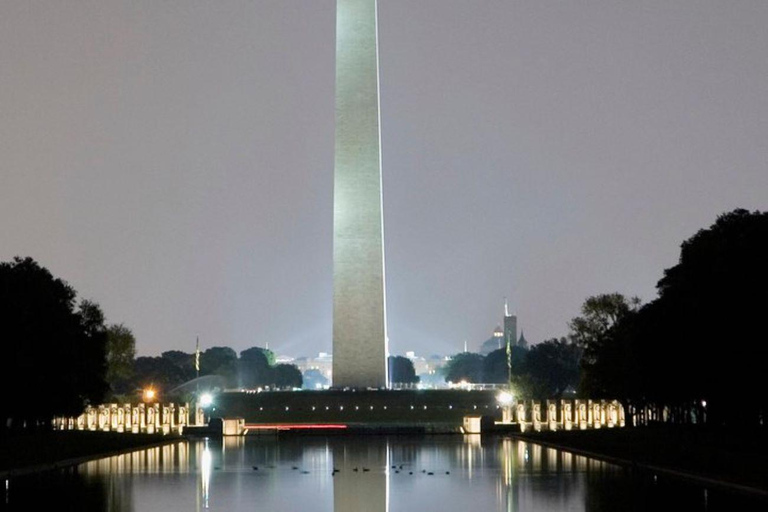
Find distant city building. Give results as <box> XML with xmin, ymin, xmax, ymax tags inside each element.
<box><xmin>478</xmin><ymin>299</ymin><xmax>526</xmax><ymax>354</ymax></box>
<box><xmin>295</xmin><ymin>352</ymin><xmax>333</xmax><ymax>383</ymax></box>
<box><xmin>503</xmin><ymin>298</ymin><xmax>518</xmax><ymax>350</ymax></box>
<box><xmin>517</xmin><ymin>330</ymin><xmax>528</xmax><ymax>349</ymax></box>
<box><xmin>402</xmin><ymin>351</ymin><xmax>448</xmax><ymax>389</ymax></box>
<box><xmin>479</xmin><ymin>325</ymin><xmax>504</xmax><ymax>355</ymax></box>
<box><xmin>275</xmin><ymin>354</ymin><xmax>295</xmax><ymax>365</ymax></box>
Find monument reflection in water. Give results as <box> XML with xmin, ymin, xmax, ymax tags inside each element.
<box><xmin>4</xmin><ymin>436</ymin><xmax>765</xmax><ymax>511</ymax></box>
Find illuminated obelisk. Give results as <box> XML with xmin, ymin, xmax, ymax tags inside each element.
<box><xmin>332</xmin><ymin>0</ymin><xmax>388</xmax><ymax>388</ymax></box>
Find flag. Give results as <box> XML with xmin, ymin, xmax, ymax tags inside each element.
<box><xmin>195</xmin><ymin>336</ymin><xmax>200</xmax><ymax>374</ymax></box>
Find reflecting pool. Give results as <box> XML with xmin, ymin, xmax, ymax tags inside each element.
<box><xmin>2</xmin><ymin>435</ymin><xmax>766</xmax><ymax>511</ymax></box>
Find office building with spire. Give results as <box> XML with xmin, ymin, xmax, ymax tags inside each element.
<box><xmin>503</xmin><ymin>298</ymin><xmax>517</xmax><ymax>350</ymax></box>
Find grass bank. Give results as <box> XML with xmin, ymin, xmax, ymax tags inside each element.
<box><xmin>0</xmin><ymin>430</ymin><xmax>182</xmax><ymax>477</ymax></box>
<box><xmin>513</xmin><ymin>425</ymin><xmax>768</xmax><ymax>495</ymax></box>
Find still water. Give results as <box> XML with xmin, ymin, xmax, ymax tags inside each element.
<box><xmin>2</xmin><ymin>435</ymin><xmax>766</xmax><ymax>511</ymax></box>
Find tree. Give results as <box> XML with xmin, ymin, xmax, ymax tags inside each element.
<box><xmin>131</xmin><ymin>356</ymin><xmax>188</xmax><ymax>398</ymax></box>
<box><xmin>105</xmin><ymin>324</ymin><xmax>136</xmax><ymax>397</ymax></box>
<box><xmin>0</xmin><ymin>257</ymin><xmax>108</xmax><ymax>428</ymax></box>
<box><xmin>200</xmin><ymin>346</ymin><xmax>238</xmax><ymax>386</ymax></box>
<box><xmin>569</xmin><ymin>293</ymin><xmax>641</xmax><ymax>350</ymax></box>
<box><xmin>238</xmin><ymin>347</ymin><xmax>273</xmax><ymax>388</ymax></box>
<box><xmin>649</xmin><ymin>209</ymin><xmax>768</xmax><ymax>425</ymax></box>
<box><xmin>574</xmin><ymin>210</ymin><xmax>768</xmax><ymax>427</ymax></box>
<box><xmin>483</xmin><ymin>346</ymin><xmax>528</xmax><ymax>383</ymax></box>
<box><xmin>273</xmin><ymin>364</ymin><xmax>302</xmax><ymax>389</ymax></box>
<box><xmin>569</xmin><ymin>293</ymin><xmax>640</xmax><ymax>397</ymax></box>
<box><xmin>161</xmin><ymin>350</ymin><xmax>196</xmax><ymax>382</ymax></box>
<box><xmin>388</xmin><ymin>356</ymin><xmax>419</xmax><ymax>385</ymax></box>
<box><xmin>443</xmin><ymin>353</ymin><xmax>484</xmax><ymax>383</ymax></box>
<box><xmin>522</xmin><ymin>338</ymin><xmax>581</xmax><ymax>398</ymax></box>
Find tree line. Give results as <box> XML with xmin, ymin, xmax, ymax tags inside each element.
<box><xmin>442</xmin><ymin>341</ymin><xmax>581</xmax><ymax>398</ymax></box>
<box><xmin>442</xmin><ymin>209</ymin><xmax>767</xmax><ymax>428</ymax></box>
<box><xmin>120</xmin><ymin>345</ymin><xmax>303</xmax><ymax>402</ymax></box>
<box><xmin>0</xmin><ymin>256</ymin><xmax>302</xmax><ymax>430</ymax></box>
<box><xmin>576</xmin><ymin>209</ymin><xmax>768</xmax><ymax>428</ymax></box>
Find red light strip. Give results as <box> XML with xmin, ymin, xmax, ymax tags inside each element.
<box><xmin>244</xmin><ymin>424</ymin><xmax>348</xmax><ymax>431</ymax></box>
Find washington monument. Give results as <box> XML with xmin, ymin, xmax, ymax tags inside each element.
<box><xmin>332</xmin><ymin>0</ymin><xmax>388</xmax><ymax>388</ymax></box>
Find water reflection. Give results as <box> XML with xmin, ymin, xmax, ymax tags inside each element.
<box><xmin>1</xmin><ymin>436</ymin><xmax>766</xmax><ymax>511</ymax></box>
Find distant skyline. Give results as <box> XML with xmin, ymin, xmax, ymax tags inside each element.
<box><xmin>2</xmin><ymin>1</ymin><xmax>767</xmax><ymax>358</ymax></box>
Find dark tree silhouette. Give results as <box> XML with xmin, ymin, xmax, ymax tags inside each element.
<box><xmin>443</xmin><ymin>353</ymin><xmax>485</xmax><ymax>383</ymax></box>
<box><xmin>238</xmin><ymin>347</ymin><xmax>273</xmax><ymax>388</ymax></box>
<box><xmin>161</xmin><ymin>350</ymin><xmax>196</xmax><ymax>381</ymax></box>
<box><xmin>650</xmin><ymin>209</ymin><xmax>768</xmax><ymax>425</ymax></box>
<box><xmin>131</xmin><ymin>356</ymin><xmax>189</xmax><ymax>398</ymax></box>
<box><xmin>105</xmin><ymin>324</ymin><xmax>136</xmax><ymax>397</ymax></box>
<box><xmin>273</xmin><ymin>364</ymin><xmax>302</xmax><ymax>389</ymax></box>
<box><xmin>0</xmin><ymin>257</ymin><xmax>108</xmax><ymax>428</ymax></box>
<box><xmin>579</xmin><ymin>209</ymin><xmax>768</xmax><ymax>427</ymax></box>
<box><xmin>388</xmin><ymin>356</ymin><xmax>419</xmax><ymax>385</ymax></box>
<box><xmin>523</xmin><ymin>338</ymin><xmax>581</xmax><ymax>398</ymax></box>
<box><xmin>200</xmin><ymin>346</ymin><xmax>238</xmax><ymax>385</ymax></box>
<box><xmin>483</xmin><ymin>346</ymin><xmax>528</xmax><ymax>383</ymax></box>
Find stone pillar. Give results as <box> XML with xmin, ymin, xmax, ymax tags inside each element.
<box><xmin>562</xmin><ymin>400</ymin><xmax>573</xmax><ymax>431</ymax></box>
<box><xmin>532</xmin><ymin>401</ymin><xmax>542</xmax><ymax>432</ymax></box>
<box><xmin>575</xmin><ymin>400</ymin><xmax>588</xmax><ymax>430</ymax></box>
<box><xmin>516</xmin><ymin>402</ymin><xmax>527</xmax><ymax>432</ymax></box>
<box><xmin>592</xmin><ymin>401</ymin><xmax>602</xmax><ymax>429</ymax></box>
<box><xmin>116</xmin><ymin>405</ymin><xmax>125</xmax><ymax>433</ymax></box>
<box><xmin>146</xmin><ymin>404</ymin><xmax>156</xmax><ymax>434</ymax></box>
<box><xmin>108</xmin><ymin>404</ymin><xmax>118</xmax><ymax>431</ymax></box>
<box><xmin>546</xmin><ymin>400</ymin><xmax>558</xmax><ymax>431</ymax></box>
<box><xmin>98</xmin><ymin>405</ymin><xmax>108</xmax><ymax>431</ymax></box>
<box><xmin>162</xmin><ymin>405</ymin><xmax>171</xmax><ymax>435</ymax></box>
<box><xmin>131</xmin><ymin>405</ymin><xmax>140</xmax><ymax>433</ymax></box>
<box><xmin>123</xmin><ymin>404</ymin><xmax>132</xmax><ymax>433</ymax></box>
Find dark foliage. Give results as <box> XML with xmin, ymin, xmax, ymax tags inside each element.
<box><xmin>0</xmin><ymin>257</ymin><xmax>108</xmax><ymax>428</ymax></box>
<box><xmin>483</xmin><ymin>346</ymin><xmax>528</xmax><ymax>383</ymax></box>
<box><xmin>579</xmin><ymin>209</ymin><xmax>768</xmax><ymax>426</ymax></box>
<box><xmin>522</xmin><ymin>338</ymin><xmax>581</xmax><ymax>398</ymax></box>
<box><xmin>443</xmin><ymin>352</ymin><xmax>485</xmax><ymax>383</ymax></box>
<box><xmin>388</xmin><ymin>356</ymin><xmax>419</xmax><ymax>384</ymax></box>
<box><xmin>273</xmin><ymin>364</ymin><xmax>303</xmax><ymax>389</ymax></box>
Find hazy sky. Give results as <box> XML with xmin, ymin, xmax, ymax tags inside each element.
<box><xmin>2</xmin><ymin>1</ymin><xmax>766</xmax><ymax>358</ymax></box>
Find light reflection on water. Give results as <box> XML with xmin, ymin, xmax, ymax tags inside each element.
<box><xmin>2</xmin><ymin>435</ymin><xmax>766</xmax><ymax>511</ymax></box>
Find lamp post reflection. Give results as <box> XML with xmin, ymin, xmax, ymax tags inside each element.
<box><xmin>198</xmin><ymin>440</ymin><xmax>212</xmax><ymax>511</ymax></box>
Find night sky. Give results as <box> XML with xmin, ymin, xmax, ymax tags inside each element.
<box><xmin>1</xmin><ymin>1</ymin><xmax>766</xmax><ymax>358</ymax></box>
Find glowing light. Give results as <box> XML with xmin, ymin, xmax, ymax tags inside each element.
<box><xmin>199</xmin><ymin>393</ymin><xmax>213</xmax><ymax>408</ymax></box>
<box><xmin>201</xmin><ymin>443</ymin><xmax>212</xmax><ymax>508</ymax></box>
<box><xmin>497</xmin><ymin>392</ymin><xmax>514</xmax><ymax>405</ymax></box>
<box><xmin>143</xmin><ymin>388</ymin><xmax>156</xmax><ymax>402</ymax></box>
